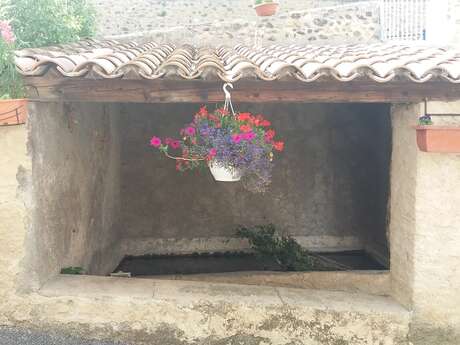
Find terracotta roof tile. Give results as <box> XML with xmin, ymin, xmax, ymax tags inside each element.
<box><xmin>14</xmin><ymin>39</ymin><xmax>460</xmax><ymax>83</ymax></box>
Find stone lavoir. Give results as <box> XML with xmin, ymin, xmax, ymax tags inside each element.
<box><xmin>1</xmin><ymin>40</ymin><xmax>460</xmax><ymax>344</ymax></box>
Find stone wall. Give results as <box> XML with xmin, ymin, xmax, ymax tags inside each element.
<box><xmin>21</xmin><ymin>102</ymin><xmax>123</xmax><ymax>289</ymax></box>
<box><xmin>92</xmin><ymin>0</ymin><xmax>380</xmax><ymax>45</ymax></box>
<box><xmin>119</xmin><ymin>103</ymin><xmax>391</xmax><ymax>257</ymax></box>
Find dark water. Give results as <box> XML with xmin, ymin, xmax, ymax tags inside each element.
<box><xmin>114</xmin><ymin>251</ymin><xmax>386</xmax><ymax>276</ymax></box>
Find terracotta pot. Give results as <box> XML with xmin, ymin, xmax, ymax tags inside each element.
<box><xmin>0</xmin><ymin>99</ymin><xmax>28</xmax><ymax>126</ymax></box>
<box><xmin>209</xmin><ymin>161</ymin><xmax>242</xmax><ymax>182</ymax></box>
<box><xmin>254</xmin><ymin>2</ymin><xmax>279</xmax><ymax>16</ymax></box>
<box><xmin>415</xmin><ymin>125</ymin><xmax>460</xmax><ymax>153</ymax></box>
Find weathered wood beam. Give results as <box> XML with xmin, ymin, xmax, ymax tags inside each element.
<box><xmin>24</xmin><ymin>77</ymin><xmax>460</xmax><ymax>103</ymax></box>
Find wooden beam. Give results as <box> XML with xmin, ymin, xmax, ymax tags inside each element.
<box><xmin>24</xmin><ymin>77</ymin><xmax>460</xmax><ymax>103</ymax></box>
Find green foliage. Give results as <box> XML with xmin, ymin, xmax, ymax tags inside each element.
<box><xmin>5</xmin><ymin>0</ymin><xmax>96</xmax><ymax>48</ymax></box>
<box><xmin>0</xmin><ymin>37</ymin><xmax>23</xmax><ymax>98</ymax></box>
<box><xmin>236</xmin><ymin>224</ymin><xmax>314</xmax><ymax>271</ymax></box>
<box><xmin>0</xmin><ymin>0</ymin><xmax>96</xmax><ymax>98</ymax></box>
<box><xmin>254</xmin><ymin>0</ymin><xmax>277</xmax><ymax>5</ymax></box>
<box><xmin>419</xmin><ymin>115</ymin><xmax>433</xmax><ymax>125</ymax></box>
<box><xmin>60</xmin><ymin>266</ymin><xmax>85</xmax><ymax>275</ymax></box>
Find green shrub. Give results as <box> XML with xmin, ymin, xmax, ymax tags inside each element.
<box><xmin>0</xmin><ymin>20</ymin><xmax>23</xmax><ymax>98</ymax></box>
<box><xmin>5</xmin><ymin>0</ymin><xmax>96</xmax><ymax>48</ymax></box>
<box><xmin>236</xmin><ymin>224</ymin><xmax>314</xmax><ymax>271</ymax></box>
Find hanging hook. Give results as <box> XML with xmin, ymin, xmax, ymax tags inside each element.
<box><xmin>222</xmin><ymin>83</ymin><xmax>236</xmax><ymax>116</ymax></box>
<box><xmin>223</xmin><ymin>83</ymin><xmax>233</xmax><ymax>99</ymax></box>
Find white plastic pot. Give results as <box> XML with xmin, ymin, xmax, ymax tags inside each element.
<box><xmin>208</xmin><ymin>161</ymin><xmax>242</xmax><ymax>182</ymax></box>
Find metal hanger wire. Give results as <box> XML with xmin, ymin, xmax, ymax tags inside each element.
<box><xmin>223</xmin><ymin>83</ymin><xmax>236</xmax><ymax>116</ymax></box>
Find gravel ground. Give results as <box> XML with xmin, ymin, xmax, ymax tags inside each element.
<box><xmin>0</xmin><ymin>327</ymin><xmax>126</xmax><ymax>345</ymax></box>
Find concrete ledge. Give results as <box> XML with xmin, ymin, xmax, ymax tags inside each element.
<box><xmin>140</xmin><ymin>270</ymin><xmax>390</xmax><ymax>296</ymax></box>
<box><xmin>121</xmin><ymin>235</ymin><xmax>363</xmax><ymax>256</ymax></box>
<box><xmin>37</xmin><ymin>275</ymin><xmax>410</xmax><ymax>344</ymax></box>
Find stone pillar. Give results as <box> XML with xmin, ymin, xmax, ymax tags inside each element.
<box><xmin>390</xmin><ymin>102</ymin><xmax>460</xmax><ymax>345</ymax></box>
<box><xmin>0</xmin><ymin>122</ymin><xmax>31</xmax><ymax>316</ymax></box>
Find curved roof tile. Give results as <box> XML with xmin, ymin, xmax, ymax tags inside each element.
<box><xmin>14</xmin><ymin>39</ymin><xmax>460</xmax><ymax>83</ymax></box>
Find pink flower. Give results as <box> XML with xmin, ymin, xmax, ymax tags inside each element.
<box><xmin>150</xmin><ymin>136</ymin><xmax>162</xmax><ymax>148</ymax></box>
<box><xmin>164</xmin><ymin>137</ymin><xmax>173</xmax><ymax>145</ymax></box>
<box><xmin>232</xmin><ymin>134</ymin><xmax>243</xmax><ymax>144</ymax></box>
<box><xmin>243</xmin><ymin>132</ymin><xmax>256</xmax><ymax>141</ymax></box>
<box><xmin>0</xmin><ymin>21</ymin><xmax>15</xmax><ymax>43</ymax></box>
<box><xmin>209</xmin><ymin>148</ymin><xmax>217</xmax><ymax>157</ymax></box>
<box><xmin>171</xmin><ymin>140</ymin><xmax>181</xmax><ymax>149</ymax></box>
<box><xmin>184</xmin><ymin>126</ymin><xmax>196</xmax><ymax>136</ymax></box>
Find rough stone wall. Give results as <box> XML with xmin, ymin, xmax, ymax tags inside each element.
<box><xmin>390</xmin><ymin>101</ymin><xmax>460</xmax><ymax>345</ymax></box>
<box><xmin>21</xmin><ymin>102</ymin><xmax>123</xmax><ymax>289</ymax></box>
<box><xmin>119</xmin><ymin>103</ymin><xmax>391</xmax><ymax>256</ymax></box>
<box><xmin>92</xmin><ymin>0</ymin><xmax>380</xmax><ymax>45</ymax></box>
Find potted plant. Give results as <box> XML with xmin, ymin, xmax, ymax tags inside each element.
<box><xmin>254</xmin><ymin>0</ymin><xmax>280</xmax><ymax>17</ymax></box>
<box><xmin>150</xmin><ymin>106</ymin><xmax>284</xmax><ymax>193</ymax></box>
<box><xmin>415</xmin><ymin>115</ymin><xmax>460</xmax><ymax>153</ymax></box>
<box><xmin>0</xmin><ymin>20</ymin><xmax>26</xmax><ymax>126</ymax></box>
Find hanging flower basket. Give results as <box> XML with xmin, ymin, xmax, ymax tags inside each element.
<box><xmin>208</xmin><ymin>160</ymin><xmax>242</xmax><ymax>182</ymax></box>
<box><xmin>0</xmin><ymin>99</ymin><xmax>28</xmax><ymax>126</ymax></box>
<box><xmin>415</xmin><ymin>125</ymin><xmax>460</xmax><ymax>153</ymax></box>
<box><xmin>150</xmin><ymin>84</ymin><xmax>284</xmax><ymax>193</ymax></box>
<box><xmin>254</xmin><ymin>0</ymin><xmax>279</xmax><ymax>16</ymax></box>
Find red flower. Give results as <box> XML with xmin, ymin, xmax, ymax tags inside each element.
<box><xmin>238</xmin><ymin>112</ymin><xmax>252</xmax><ymax>121</ymax></box>
<box><xmin>260</xmin><ymin>120</ymin><xmax>271</xmax><ymax>127</ymax></box>
<box><xmin>265</xmin><ymin>129</ymin><xmax>276</xmax><ymax>141</ymax></box>
<box><xmin>240</xmin><ymin>124</ymin><xmax>252</xmax><ymax>133</ymax></box>
<box><xmin>273</xmin><ymin>141</ymin><xmax>284</xmax><ymax>152</ymax></box>
<box><xmin>197</xmin><ymin>106</ymin><xmax>208</xmax><ymax>117</ymax></box>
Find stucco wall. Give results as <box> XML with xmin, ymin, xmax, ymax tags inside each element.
<box><xmin>390</xmin><ymin>102</ymin><xmax>460</xmax><ymax>344</ymax></box>
<box><xmin>93</xmin><ymin>0</ymin><xmax>380</xmax><ymax>45</ymax></box>
<box><xmin>22</xmin><ymin>102</ymin><xmax>123</xmax><ymax>289</ymax></box>
<box><xmin>119</xmin><ymin>103</ymin><xmax>391</xmax><ymax>257</ymax></box>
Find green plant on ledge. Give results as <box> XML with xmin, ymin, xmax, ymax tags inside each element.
<box><xmin>61</xmin><ymin>267</ymin><xmax>85</xmax><ymax>275</ymax></box>
<box><xmin>236</xmin><ymin>224</ymin><xmax>352</xmax><ymax>271</ymax></box>
<box><xmin>236</xmin><ymin>224</ymin><xmax>315</xmax><ymax>271</ymax></box>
